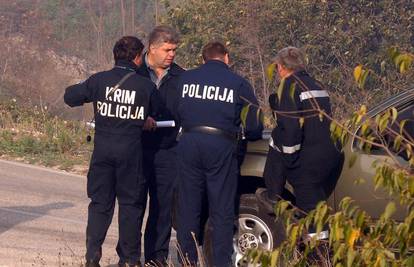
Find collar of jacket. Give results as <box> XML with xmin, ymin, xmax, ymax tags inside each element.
<box><xmin>138</xmin><ymin>53</ymin><xmax>184</xmax><ymax>78</ymax></box>
<box><xmin>293</xmin><ymin>69</ymin><xmax>308</xmax><ymax>78</ymax></box>
<box><xmin>204</xmin><ymin>59</ymin><xmax>229</xmax><ymax>69</ymax></box>
<box><xmin>114</xmin><ymin>59</ymin><xmax>139</xmax><ymax>71</ymax></box>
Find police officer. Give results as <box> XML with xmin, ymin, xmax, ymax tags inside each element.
<box><xmin>257</xmin><ymin>46</ymin><xmax>344</xmax><ymax>219</ymax></box>
<box><xmin>176</xmin><ymin>41</ymin><xmax>263</xmax><ymax>267</ymax></box>
<box><xmin>64</xmin><ymin>36</ymin><xmax>160</xmax><ymax>267</ymax></box>
<box><xmin>136</xmin><ymin>26</ymin><xmax>185</xmax><ymax>266</ymax></box>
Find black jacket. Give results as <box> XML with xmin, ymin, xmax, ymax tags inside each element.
<box><xmin>177</xmin><ymin>60</ymin><xmax>263</xmax><ymax>139</ymax></box>
<box><xmin>64</xmin><ymin>60</ymin><xmax>160</xmax><ymax>136</ymax></box>
<box><xmin>137</xmin><ymin>58</ymin><xmax>185</xmax><ymax>149</ymax></box>
<box><xmin>269</xmin><ymin>71</ymin><xmax>342</xmax><ymax>174</ymax></box>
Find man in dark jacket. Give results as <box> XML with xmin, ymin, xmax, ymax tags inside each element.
<box><xmin>258</xmin><ymin>47</ymin><xmax>344</xmax><ymax>226</ymax></box>
<box><xmin>176</xmin><ymin>41</ymin><xmax>263</xmax><ymax>267</ymax></box>
<box><xmin>136</xmin><ymin>26</ymin><xmax>185</xmax><ymax>266</ymax></box>
<box><xmin>64</xmin><ymin>36</ymin><xmax>160</xmax><ymax>267</ymax></box>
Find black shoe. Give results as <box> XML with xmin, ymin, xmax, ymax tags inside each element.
<box><xmin>255</xmin><ymin>188</ymin><xmax>278</xmax><ymax>214</ymax></box>
<box><xmin>85</xmin><ymin>261</ymin><xmax>101</xmax><ymax>267</ymax></box>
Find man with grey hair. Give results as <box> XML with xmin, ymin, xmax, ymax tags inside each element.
<box><xmin>257</xmin><ymin>46</ymin><xmax>344</xmax><ymax>226</ymax></box>
<box><xmin>137</xmin><ymin>25</ymin><xmax>185</xmax><ymax>266</ymax></box>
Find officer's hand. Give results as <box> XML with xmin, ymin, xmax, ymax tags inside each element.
<box><xmin>143</xmin><ymin>116</ymin><xmax>157</xmax><ymax>131</ymax></box>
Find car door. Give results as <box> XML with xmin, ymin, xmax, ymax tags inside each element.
<box><xmin>333</xmin><ymin>90</ymin><xmax>414</xmax><ymax>221</ymax></box>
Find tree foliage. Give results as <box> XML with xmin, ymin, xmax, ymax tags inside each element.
<box><xmin>163</xmin><ymin>0</ymin><xmax>414</xmax><ymax>118</ymax></box>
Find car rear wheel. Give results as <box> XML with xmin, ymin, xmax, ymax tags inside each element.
<box><xmin>203</xmin><ymin>194</ymin><xmax>285</xmax><ymax>266</ymax></box>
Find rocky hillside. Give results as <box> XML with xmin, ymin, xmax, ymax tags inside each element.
<box><xmin>0</xmin><ymin>34</ymin><xmax>93</xmax><ymax>117</ymax></box>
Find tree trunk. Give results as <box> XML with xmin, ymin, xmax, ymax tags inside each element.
<box><xmin>120</xmin><ymin>0</ymin><xmax>126</xmax><ymax>36</ymax></box>
<box><xmin>59</xmin><ymin>0</ymin><xmax>65</xmax><ymax>41</ymax></box>
<box><xmin>154</xmin><ymin>0</ymin><xmax>159</xmax><ymax>26</ymax></box>
<box><xmin>131</xmin><ymin>0</ymin><xmax>135</xmax><ymax>34</ymax></box>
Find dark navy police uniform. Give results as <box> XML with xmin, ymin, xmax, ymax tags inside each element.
<box><xmin>264</xmin><ymin>70</ymin><xmax>344</xmax><ymax>213</ymax></box>
<box><xmin>64</xmin><ymin>59</ymin><xmax>159</xmax><ymax>265</ymax></box>
<box><xmin>176</xmin><ymin>60</ymin><xmax>263</xmax><ymax>267</ymax></box>
<box><xmin>137</xmin><ymin>55</ymin><xmax>185</xmax><ymax>265</ymax></box>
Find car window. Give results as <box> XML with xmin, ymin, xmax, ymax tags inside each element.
<box><xmin>352</xmin><ymin>100</ymin><xmax>414</xmax><ymax>159</ymax></box>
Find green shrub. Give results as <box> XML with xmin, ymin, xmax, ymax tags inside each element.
<box><xmin>0</xmin><ymin>100</ymin><xmax>92</xmax><ymax>172</ymax></box>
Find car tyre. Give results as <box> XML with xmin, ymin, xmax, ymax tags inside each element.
<box><xmin>203</xmin><ymin>194</ymin><xmax>286</xmax><ymax>266</ymax></box>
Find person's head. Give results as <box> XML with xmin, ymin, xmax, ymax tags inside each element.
<box><xmin>113</xmin><ymin>36</ymin><xmax>144</xmax><ymax>66</ymax></box>
<box><xmin>273</xmin><ymin>46</ymin><xmax>305</xmax><ymax>78</ymax></box>
<box><xmin>147</xmin><ymin>26</ymin><xmax>180</xmax><ymax>69</ymax></box>
<box><xmin>202</xmin><ymin>41</ymin><xmax>229</xmax><ymax>65</ymax></box>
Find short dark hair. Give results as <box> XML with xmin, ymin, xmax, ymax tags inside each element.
<box><xmin>113</xmin><ymin>36</ymin><xmax>144</xmax><ymax>61</ymax></box>
<box><xmin>202</xmin><ymin>41</ymin><xmax>228</xmax><ymax>61</ymax></box>
<box><xmin>148</xmin><ymin>26</ymin><xmax>179</xmax><ymax>46</ymax></box>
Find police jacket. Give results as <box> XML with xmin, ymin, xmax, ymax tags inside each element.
<box><xmin>64</xmin><ymin>60</ymin><xmax>159</xmax><ymax>137</ymax></box>
<box><xmin>177</xmin><ymin>60</ymin><xmax>263</xmax><ymax>140</ymax></box>
<box><xmin>269</xmin><ymin>70</ymin><xmax>341</xmax><ymax>171</ymax></box>
<box><xmin>137</xmin><ymin>58</ymin><xmax>185</xmax><ymax>149</ymax></box>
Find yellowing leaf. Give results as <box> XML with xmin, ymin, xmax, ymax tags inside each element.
<box><xmin>395</xmin><ymin>54</ymin><xmax>413</xmax><ymax>73</ymax></box>
<box><xmin>383</xmin><ymin>202</ymin><xmax>396</xmax><ymax>220</ymax></box>
<box><xmin>388</xmin><ymin>47</ymin><xmax>399</xmax><ymax>61</ymax></box>
<box><xmin>359</xmin><ymin>69</ymin><xmax>370</xmax><ymax>89</ymax></box>
<box><xmin>391</xmin><ymin>107</ymin><xmax>398</xmax><ymax>124</ymax></box>
<box><xmin>353</xmin><ymin>65</ymin><xmax>363</xmax><ymax>83</ymax></box>
<box><xmin>347</xmin><ymin>229</ymin><xmax>360</xmax><ymax>248</ymax></box>
<box><xmin>299</xmin><ymin>117</ymin><xmax>305</xmax><ymax>128</ymax></box>
<box><xmin>393</xmin><ymin>135</ymin><xmax>402</xmax><ymax>151</ymax></box>
<box><xmin>266</xmin><ymin>63</ymin><xmax>276</xmax><ymax>82</ymax></box>
<box><xmin>289</xmin><ymin>82</ymin><xmax>296</xmax><ymax>101</ymax></box>
<box><xmin>347</xmin><ymin>248</ymin><xmax>356</xmax><ymax>267</ymax></box>
<box><xmin>240</xmin><ymin>104</ymin><xmax>250</xmax><ymax>127</ymax></box>
<box><xmin>276</xmin><ymin>78</ymin><xmax>286</xmax><ymax>102</ymax></box>
<box><xmin>270</xmin><ymin>249</ymin><xmax>280</xmax><ymax>267</ymax></box>
<box><xmin>400</xmin><ymin>119</ymin><xmax>408</xmax><ymax>135</ymax></box>
<box><xmin>400</xmin><ymin>60</ymin><xmax>407</xmax><ymax>73</ymax></box>
<box><xmin>360</xmin><ymin>104</ymin><xmax>367</xmax><ymax>115</ymax></box>
<box><xmin>290</xmin><ymin>225</ymin><xmax>299</xmax><ymax>247</ymax></box>
<box><xmin>354</xmin><ymin>65</ymin><xmax>370</xmax><ymax>89</ymax></box>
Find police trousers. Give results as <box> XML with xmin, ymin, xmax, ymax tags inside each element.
<box><xmin>143</xmin><ymin>146</ymin><xmax>177</xmax><ymax>263</ymax></box>
<box><xmin>85</xmin><ymin>133</ymin><xmax>146</xmax><ymax>264</ymax></box>
<box><xmin>177</xmin><ymin>132</ymin><xmax>238</xmax><ymax>267</ymax></box>
<box><xmin>263</xmin><ymin>146</ymin><xmax>344</xmax><ymax>213</ymax></box>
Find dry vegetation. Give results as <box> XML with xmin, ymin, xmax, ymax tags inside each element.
<box><xmin>0</xmin><ymin>0</ymin><xmax>412</xmax><ymax>173</ymax></box>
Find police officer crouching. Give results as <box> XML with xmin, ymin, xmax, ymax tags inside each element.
<box><xmin>176</xmin><ymin>41</ymin><xmax>263</xmax><ymax>267</ymax></box>
<box><xmin>257</xmin><ymin>46</ymin><xmax>344</xmax><ymax>238</ymax></box>
<box><xmin>64</xmin><ymin>36</ymin><xmax>160</xmax><ymax>267</ymax></box>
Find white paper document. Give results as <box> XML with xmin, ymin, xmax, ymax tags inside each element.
<box><xmin>156</xmin><ymin>120</ymin><xmax>176</xmax><ymax>128</ymax></box>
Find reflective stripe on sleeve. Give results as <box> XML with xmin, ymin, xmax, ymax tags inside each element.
<box><xmin>299</xmin><ymin>90</ymin><xmax>329</xmax><ymax>101</ymax></box>
<box><xmin>282</xmin><ymin>144</ymin><xmax>301</xmax><ymax>154</ymax></box>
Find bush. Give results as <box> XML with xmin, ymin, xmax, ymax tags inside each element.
<box><xmin>0</xmin><ymin>99</ymin><xmax>92</xmax><ymax>172</ymax></box>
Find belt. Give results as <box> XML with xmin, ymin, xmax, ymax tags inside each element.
<box><xmin>183</xmin><ymin>126</ymin><xmax>238</xmax><ymax>140</ymax></box>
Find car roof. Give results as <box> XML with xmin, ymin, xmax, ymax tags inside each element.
<box><xmin>367</xmin><ymin>88</ymin><xmax>414</xmax><ymax>118</ymax></box>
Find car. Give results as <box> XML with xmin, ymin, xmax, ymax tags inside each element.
<box><xmin>202</xmin><ymin>88</ymin><xmax>413</xmax><ymax>266</ymax></box>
